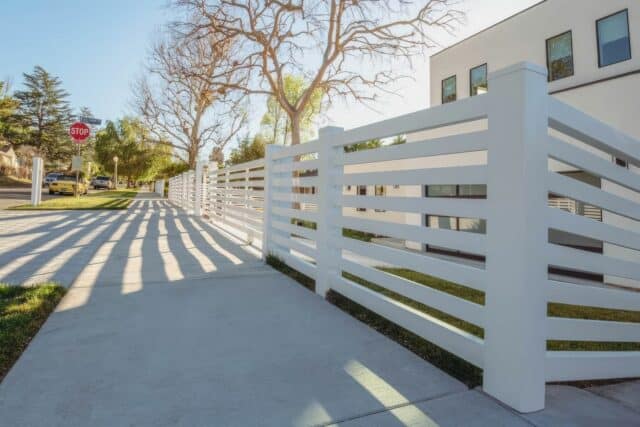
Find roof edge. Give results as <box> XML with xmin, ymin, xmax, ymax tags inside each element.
<box><xmin>431</xmin><ymin>0</ymin><xmax>548</xmax><ymax>59</ymax></box>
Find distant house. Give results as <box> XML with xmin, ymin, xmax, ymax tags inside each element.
<box><xmin>0</xmin><ymin>142</ymin><xmax>18</xmax><ymax>170</ymax></box>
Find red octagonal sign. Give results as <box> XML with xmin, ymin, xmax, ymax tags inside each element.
<box><xmin>69</xmin><ymin>122</ymin><xmax>90</xmax><ymax>143</ymax></box>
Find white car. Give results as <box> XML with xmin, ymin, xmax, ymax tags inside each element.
<box><xmin>92</xmin><ymin>176</ymin><xmax>114</xmax><ymax>190</ymax></box>
<box><xmin>43</xmin><ymin>172</ymin><xmax>62</xmax><ymax>187</ymax></box>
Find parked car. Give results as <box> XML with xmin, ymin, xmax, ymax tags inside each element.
<box><xmin>92</xmin><ymin>175</ymin><xmax>114</xmax><ymax>190</ymax></box>
<box><xmin>43</xmin><ymin>172</ymin><xmax>62</xmax><ymax>187</ymax></box>
<box><xmin>49</xmin><ymin>174</ymin><xmax>88</xmax><ymax>195</ymax></box>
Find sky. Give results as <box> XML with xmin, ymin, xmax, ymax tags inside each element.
<box><xmin>1</xmin><ymin>0</ymin><xmax>541</xmax><ymax>151</ymax></box>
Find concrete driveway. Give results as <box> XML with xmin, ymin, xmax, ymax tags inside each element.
<box><xmin>0</xmin><ymin>195</ymin><xmax>637</xmax><ymax>426</ymax></box>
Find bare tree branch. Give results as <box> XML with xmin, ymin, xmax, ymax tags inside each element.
<box><xmin>172</xmin><ymin>0</ymin><xmax>464</xmax><ymax>145</ymax></box>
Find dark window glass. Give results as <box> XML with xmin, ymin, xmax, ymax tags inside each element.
<box><xmin>470</xmin><ymin>64</ymin><xmax>488</xmax><ymax>96</ymax></box>
<box><xmin>546</xmin><ymin>31</ymin><xmax>574</xmax><ymax>81</ymax></box>
<box><xmin>356</xmin><ymin>185</ymin><xmax>367</xmax><ymax>211</ymax></box>
<box><xmin>374</xmin><ymin>185</ymin><xmax>385</xmax><ymax>212</ymax></box>
<box><xmin>425</xmin><ymin>184</ymin><xmax>486</xmax><ymax>198</ymax></box>
<box><xmin>597</xmin><ymin>10</ymin><xmax>631</xmax><ymax>67</ymax></box>
<box><xmin>442</xmin><ymin>76</ymin><xmax>457</xmax><ymax>104</ymax></box>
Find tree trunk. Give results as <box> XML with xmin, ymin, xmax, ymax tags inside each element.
<box><xmin>290</xmin><ymin>116</ymin><xmax>301</xmax><ymax>146</ymax></box>
<box><xmin>188</xmin><ymin>146</ymin><xmax>197</xmax><ymax>169</ymax></box>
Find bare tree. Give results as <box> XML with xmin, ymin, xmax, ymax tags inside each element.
<box><xmin>173</xmin><ymin>0</ymin><xmax>463</xmax><ymax>146</ymax></box>
<box><xmin>133</xmin><ymin>30</ymin><xmax>246</xmax><ymax>167</ymax></box>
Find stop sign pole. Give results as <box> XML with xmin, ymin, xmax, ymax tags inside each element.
<box><xmin>69</xmin><ymin>122</ymin><xmax>91</xmax><ymax>197</ymax></box>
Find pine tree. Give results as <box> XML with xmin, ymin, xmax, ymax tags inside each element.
<box><xmin>14</xmin><ymin>66</ymin><xmax>73</xmax><ymax>163</ymax></box>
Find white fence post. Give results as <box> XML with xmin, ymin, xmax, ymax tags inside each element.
<box><xmin>262</xmin><ymin>145</ymin><xmax>282</xmax><ymax>260</ymax></box>
<box><xmin>195</xmin><ymin>160</ymin><xmax>204</xmax><ymax>216</ymax></box>
<box><xmin>30</xmin><ymin>157</ymin><xmax>43</xmax><ymax>206</ymax></box>
<box><xmin>244</xmin><ymin>166</ymin><xmax>254</xmax><ymax>244</ymax></box>
<box><xmin>316</xmin><ymin>126</ymin><xmax>344</xmax><ymax>297</ymax></box>
<box><xmin>484</xmin><ymin>62</ymin><xmax>549</xmax><ymax>412</ymax></box>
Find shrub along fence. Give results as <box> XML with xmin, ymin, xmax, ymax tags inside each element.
<box><xmin>168</xmin><ymin>62</ymin><xmax>640</xmax><ymax>413</ymax></box>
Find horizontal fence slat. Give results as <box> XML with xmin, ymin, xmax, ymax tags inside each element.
<box><xmin>547</xmin><ymin>207</ymin><xmax>640</xmax><ymax>251</ymax></box>
<box><xmin>342</xmin><ymin>131</ymin><xmax>488</xmax><ymax>165</ymax></box>
<box><xmin>271</xmin><ymin>219</ymin><xmax>317</xmax><ymax>241</ymax></box>
<box><xmin>340</xmin><ymin>258</ymin><xmax>485</xmax><ymax>327</ymax></box>
<box><xmin>271</xmin><ymin>232</ymin><xmax>317</xmax><ymax>260</ymax></box>
<box><xmin>271</xmin><ymin>140</ymin><xmax>322</xmax><ymax>160</ymax></box>
<box><xmin>547</xmin><ymin>244</ymin><xmax>640</xmax><ymax>282</ymax></box>
<box><xmin>273</xmin><ymin>176</ymin><xmax>319</xmax><ymax>188</ymax></box>
<box><xmin>332</xmin><ymin>273</ymin><xmax>484</xmax><ymax>367</ymax></box>
<box><xmin>546</xmin><ymin>279</ymin><xmax>640</xmax><ymax>312</ymax></box>
<box><xmin>340</xmin><ymin>195</ymin><xmax>488</xmax><ymax>218</ymax></box>
<box><xmin>342</xmin><ymin>95</ymin><xmax>489</xmax><ymax>147</ymax></box>
<box><xmin>549</xmin><ymin>97</ymin><xmax>640</xmax><ymax>167</ymax></box>
<box><xmin>272</xmin><ymin>159</ymin><xmax>320</xmax><ymax>173</ymax></box>
<box><xmin>272</xmin><ymin>192</ymin><xmax>319</xmax><ymax>204</ymax></box>
<box><xmin>338</xmin><ymin>236</ymin><xmax>487</xmax><ymax>292</ymax></box>
<box><xmin>340</xmin><ymin>165</ymin><xmax>487</xmax><ymax>186</ymax></box>
<box><xmin>547</xmin><ymin>172</ymin><xmax>640</xmax><ymax>221</ymax></box>
<box><xmin>548</xmin><ymin>136</ymin><xmax>640</xmax><ymax>193</ymax></box>
<box><xmin>339</xmin><ymin>216</ymin><xmax>486</xmax><ymax>255</ymax></box>
<box><xmin>270</xmin><ymin>247</ymin><xmax>317</xmax><ymax>280</ymax></box>
<box><xmin>547</xmin><ymin>317</ymin><xmax>640</xmax><ymax>342</ymax></box>
<box><xmin>546</xmin><ymin>351</ymin><xmax>640</xmax><ymax>382</ymax></box>
<box><xmin>272</xmin><ymin>206</ymin><xmax>319</xmax><ymax>223</ymax></box>
<box><xmin>214</xmin><ymin>159</ymin><xmax>265</xmax><ymax>173</ymax></box>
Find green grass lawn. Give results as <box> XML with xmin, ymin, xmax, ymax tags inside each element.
<box><xmin>267</xmin><ymin>254</ymin><xmax>640</xmax><ymax>387</ymax></box>
<box><xmin>0</xmin><ymin>176</ymin><xmax>31</xmax><ymax>188</ymax></box>
<box><xmin>10</xmin><ymin>190</ymin><xmax>137</xmax><ymax>210</ymax></box>
<box><xmin>0</xmin><ymin>283</ymin><xmax>66</xmax><ymax>382</ymax></box>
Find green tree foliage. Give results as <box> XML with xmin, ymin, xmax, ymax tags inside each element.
<box><xmin>343</xmin><ymin>139</ymin><xmax>382</xmax><ymax>153</ymax></box>
<box><xmin>260</xmin><ymin>75</ymin><xmax>323</xmax><ymax>145</ymax></box>
<box><xmin>226</xmin><ymin>134</ymin><xmax>269</xmax><ymax>166</ymax></box>
<box><xmin>0</xmin><ymin>81</ymin><xmax>20</xmax><ymax>141</ymax></box>
<box><xmin>94</xmin><ymin>118</ymin><xmax>173</xmax><ymax>185</ymax></box>
<box><xmin>13</xmin><ymin>66</ymin><xmax>73</xmax><ymax>162</ymax></box>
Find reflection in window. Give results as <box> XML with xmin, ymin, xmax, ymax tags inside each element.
<box><xmin>442</xmin><ymin>75</ymin><xmax>457</xmax><ymax>104</ymax></box>
<box><xmin>427</xmin><ymin>215</ymin><xmax>486</xmax><ymax>235</ymax></box>
<box><xmin>546</xmin><ymin>31</ymin><xmax>574</xmax><ymax>81</ymax></box>
<box><xmin>426</xmin><ymin>184</ymin><xmax>487</xmax><ymax>198</ymax></box>
<box><xmin>470</xmin><ymin>64</ymin><xmax>488</xmax><ymax>96</ymax></box>
<box><xmin>597</xmin><ymin>10</ymin><xmax>631</xmax><ymax>67</ymax></box>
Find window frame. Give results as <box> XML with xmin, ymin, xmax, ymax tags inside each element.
<box><xmin>546</xmin><ymin>30</ymin><xmax>575</xmax><ymax>82</ymax></box>
<box><xmin>469</xmin><ymin>63</ymin><xmax>488</xmax><ymax>97</ymax></box>
<box><xmin>596</xmin><ymin>9</ymin><xmax>632</xmax><ymax>68</ymax></box>
<box><xmin>441</xmin><ymin>75</ymin><xmax>457</xmax><ymax>104</ymax></box>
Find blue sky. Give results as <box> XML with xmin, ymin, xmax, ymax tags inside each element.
<box><xmin>2</xmin><ymin>0</ymin><xmax>540</xmax><ymax>147</ymax></box>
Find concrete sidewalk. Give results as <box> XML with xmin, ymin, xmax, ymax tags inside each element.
<box><xmin>0</xmin><ymin>196</ymin><xmax>638</xmax><ymax>426</ymax></box>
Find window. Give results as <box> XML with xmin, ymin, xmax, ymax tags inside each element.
<box><xmin>356</xmin><ymin>185</ymin><xmax>367</xmax><ymax>212</ymax></box>
<box><xmin>441</xmin><ymin>75</ymin><xmax>457</xmax><ymax>104</ymax></box>
<box><xmin>546</xmin><ymin>31</ymin><xmax>574</xmax><ymax>81</ymax></box>
<box><xmin>597</xmin><ymin>10</ymin><xmax>631</xmax><ymax>67</ymax></box>
<box><xmin>374</xmin><ymin>185</ymin><xmax>385</xmax><ymax>212</ymax></box>
<box><xmin>615</xmin><ymin>157</ymin><xmax>629</xmax><ymax>168</ymax></box>
<box><xmin>470</xmin><ymin>64</ymin><xmax>488</xmax><ymax>96</ymax></box>
<box><xmin>425</xmin><ymin>184</ymin><xmax>486</xmax><ymax>198</ymax></box>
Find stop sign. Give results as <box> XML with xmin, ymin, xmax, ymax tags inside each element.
<box><xmin>69</xmin><ymin>122</ymin><xmax>90</xmax><ymax>143</ymax></box>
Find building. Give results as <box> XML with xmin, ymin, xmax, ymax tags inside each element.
<box><xmin>344</xmin><ymin>0</ymin><xmax>639</xmax><ymax>288</ymax></box>
<box><xmin>0</xmin><ymin>142</ymin><xmax>18</xmax><ymax>171</ymax></box>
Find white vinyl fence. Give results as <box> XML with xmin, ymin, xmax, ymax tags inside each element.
<box><xmin>168</xmin><ymin>62</ymin><xmax>640</xmax><ymax>413</ymax></box>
